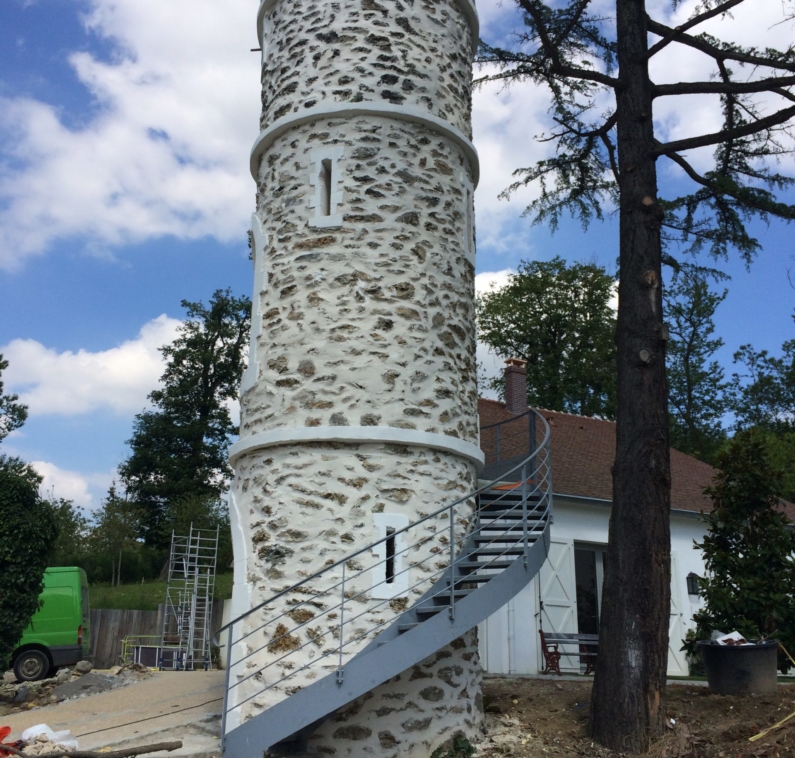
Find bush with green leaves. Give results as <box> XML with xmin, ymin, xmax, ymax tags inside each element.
<box><xmin>685</xmin><ymin>430</ymin><xmax>795</xmax><ymax>672</ymax></box>
<box><xmin>0</xmin><ymin>456</ymin><xmax>59</xmax><ymax>669</ymax></box>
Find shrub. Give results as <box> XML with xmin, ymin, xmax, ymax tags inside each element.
<box><xmin>0</xmin><ymin>456</ymin><xmax>59</xmax><ymax>668</ymax></box>
<box><xmin>684</xmin><ymin>430</ymin><xmax>795</xmax><ymax>672</ymax></box>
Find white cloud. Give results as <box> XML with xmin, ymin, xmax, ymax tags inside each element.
<box><xmin>0</xmin><ymin>0</ymin><xmax>260</xmax><ymax>269</ymax></box>
<box><xmin>475</xmin><ymin>268</ymin><xmax>514</xmax><ymax>297</ymax></box>
<box><xmin>1</xmin><ymin>0</ymin><xmax>793</xmax><ymax>270</ymax></box>
<box><xmin>2</xmin><ymin>315</ymin><xmax>181</xmax><ymax>416</ymax></box>
<box><xmin>33</xmin><ymin>460</ymin><xmax>113</xmax><ymax>509</ymax></box>
<box><xmin>474</xmin><ymin>269</ymin><xmax>515</xmax><ymax>399</ymax></box>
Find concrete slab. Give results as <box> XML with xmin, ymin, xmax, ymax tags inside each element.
<box><xmin>1</xmin><ymin>671</ymin><xmax>224</xmax><ymax>757</ymax></box>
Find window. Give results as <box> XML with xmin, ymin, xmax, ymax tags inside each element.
<box><xmin>574</xmin><ymin>545</ymin><xmax>607</xmax><ymax>636</ymax></box>
<box><xmin>372</xmin><ymin>513</ymin><xmax>409</xmax><ymax>599</ymax></box>
<box><xmin>686</xmin><ymin>573</ymin><xmax>702</xmax><ymax>596</ymax></box>
<box><xmin>308</xmin><ymin>147</ymin><xmax>344</xmax><ymax>228</ymax></box>
<box><xmin>460</xmin><ymin>172</ymin><xmax>475</xmax><ymax>267</ymax></box>
<box><xmin>385</xmin><ymin>527</ymin><xmax>396</xmax><ymax>584</ymax></box>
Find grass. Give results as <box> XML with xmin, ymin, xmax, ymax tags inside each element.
<box><xmin>89</xmin><ymin>572</ymin><xmax>233</xmax><ymax>611</ymax></box>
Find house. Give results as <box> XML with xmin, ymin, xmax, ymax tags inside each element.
<box><xmin>476</xmin><ymin>361</ymin><xmax>720</xmax><ymax>677</ymax></box>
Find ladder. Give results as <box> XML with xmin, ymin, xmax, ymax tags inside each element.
<box><xmin>161</xmin><ymin>525</ymin><xmax>219</xmax><ymax>670</ymax></box>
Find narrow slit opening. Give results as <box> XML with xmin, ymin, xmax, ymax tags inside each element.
<box><xmin>320</xmin><ymin>159</ymin><xmax>332</xmax><ymax>216</ymax></box>
<box><xmin>385</xmin><ymin>527</ymin><xmax>396</xmax><ymax>584</ymax></box>
<box><xmin>466</xmin><ymin>188</ymin><xmax>473</xmax><ymax>249</ymax></box>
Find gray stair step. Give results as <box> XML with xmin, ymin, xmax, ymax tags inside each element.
<box><xmin>478</xmin><ymin>519</ymin><xmax>544</xmax><ymax>534</ymax></box>
<box><xmin>457</xmin><ymin>559</ymin><xmax>513</xmax><ymax>572</ymax></box>
<box><xmin>473</xmin><ymin>534</ymin><xmax>536</xmax><ymax>544</ymax></box>
<box><xmin>478</xmin><ymin>509</ymin><xmax>546</xmax><ymax>520</ymax></box>
<box><xmin>466</xmin><ymin>545</ymin><xmax>524</xmax><ymax>556</ymax></box>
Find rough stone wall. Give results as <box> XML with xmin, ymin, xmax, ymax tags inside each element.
<box><xmin>241</xmin><ymin>115</ymin><xmax>479</xmax><ymax>445</ymax></box>
<box><xmin>259</xmin><ymin>0</ymin><xmax>474</xmax><ymax>138</ymax></box>
<box><xmin>226</xmin><ymin>0</ymin><xmax>484</xmax><ymax>750</ymax></box>
<box><xmin>228</xmin><ymin>441</ymin><xmax>477</xmax><ymax>721</ymax></box>
<box><xmin>307</xmin><ymin>629</ymin><xmax>483</xmax><ymax>758</ymax></box>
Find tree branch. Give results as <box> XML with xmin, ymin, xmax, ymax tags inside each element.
<box><xmin>655</xmin><ymin>76</ymin><xmax>795</xmax><ymax>97</ymax></box>
<box><xmin>646</xmin><ymin>0</ymin><xmax>746</xmax><ymax>58</ymax></box>
<box><xmin>654</xmin><ymin>104</ymin><xmax>795</xmax><ymax>155</ymax></box>
<box><xmin>663</xmin><ymin>149</ymin><xmax>795</xmax><ymax>219</ymax></box>
<box><xmin>648</xmin><ymin>17</ymin><xmax>795</xmax><ymax>71</ymax></box>
<box><xmin>516</xmin><ymin>0</ymin><xmax>619</xmax><ymax>88</ymax></box>
<box><xmin>0</xmin><ymin>742</ymin><xmax>183</xmax><ymax>758</ymax></box>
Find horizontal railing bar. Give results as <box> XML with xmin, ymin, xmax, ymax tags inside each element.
<box><xmin>216</xmin><ymin>416</ymin><xmax>550</xmax><ymax>640</ymax></box>
<box><xmin>226</xmin><ymin>470</ymin><xmax>552</xmax><ymax>665</ymax></box>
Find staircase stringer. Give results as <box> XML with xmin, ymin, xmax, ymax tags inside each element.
<box><xmin>222</xmin><ymin>522</ymin><xmax>551</xmax><ymax>758</ymax></box>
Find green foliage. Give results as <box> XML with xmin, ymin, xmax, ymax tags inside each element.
<box><xmin>686</xmin><ymin>430</ymin><xmax>795</xmax><ymax>673</ymax></box>
<box><xmin>730</xmin><ymin>314</ymin><xmax>795</xmax><ymax>500</ymax></box>
<box><xmin>46</xmin><ymin>497</ymin><xmax>90</xmax><ymax>566</ymax></box>
<box><xmin>731</xmin><ymin>332</ymin><xmax>795</xmax><ymax>433</ymax></box>
<box><xmin>0</xmin><ymin>354</ymin><xmax>27</xmax><ymax>443</ymax></box>
<box><xmin>119</xmin><ymin>289</ymin><xmax>250</xmax><ymax>545</ymax></box>
<box><xmin>89</xmin><ymin>572</ymin><xmax>233</xmax><ymax>612</ymax></box>
<box><xmin>665</xmin><ymin>270</ymin><xmax>729</xmax><ymax>463</ymax></box>
<box><xmin>430</xmin><ymin>736</ymin><xmax>476</xmax><ymax>758</ymax></box>
<box><xmin>477</xmin><ymin>3</ymin><xmax>795</xmax><ymax>264</ymax></box>
<box><xmin>476</xmin><ymin>256</ymin><xmax>617</xmax><ymax>418</ymax></box>
<box><xmin>0</xmin><ymin>455</ymin><xmax>59</xmax><ymax>668</ymax></box>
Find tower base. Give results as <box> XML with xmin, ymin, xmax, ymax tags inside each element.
<box><xmin>304</xmin><ymin>629</ymin><xmax>483</xmax><ymax>758</ymax></box>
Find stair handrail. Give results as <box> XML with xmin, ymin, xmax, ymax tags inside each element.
<box><xmin>215</xmin><ymin>408</ymin><xmax>549</xmax><ymax>644</ymax></box>
<box><xmin>222</xmin><ymin>447</ymin><xmax>552</xmax><ymax>701</ymax></box>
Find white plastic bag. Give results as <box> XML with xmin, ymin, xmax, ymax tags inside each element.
<box><xmin>715</xmin><ymin>630</ymin><xmax>753</xmax><ymax>646</ymax></box>
<box><xmin>20</xmin><ymin>724</ymin><xmax>79</xmax><ymax>749</ymax></box>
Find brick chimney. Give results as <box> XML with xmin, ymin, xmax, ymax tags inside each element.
<box><xmin>504</xmin><ymin>358</ymin><xmax>528</xmax><ymax>415</ymax></box>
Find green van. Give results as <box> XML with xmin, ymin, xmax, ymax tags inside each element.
<box><xmin>11</xmin><ymin>567</ymin><xmax>90</xmax><ymax>682</ymax></box>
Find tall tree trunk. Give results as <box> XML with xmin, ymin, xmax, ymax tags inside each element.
<box><xmin>591</xmin><ymin>0</ymin><xmax>672</xmax><ymax>751</ymax></box>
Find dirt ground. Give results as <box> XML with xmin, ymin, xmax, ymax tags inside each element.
<box><xmin>480</xmin><ymin>677</ymin><xmax>795</xmax><ymax>758</ymax></box>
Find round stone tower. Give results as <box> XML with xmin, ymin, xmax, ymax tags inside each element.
<box><xmin>228</xmin><ymin>0</ymin><xmax>483</xmax><ymax>754</ymax></box>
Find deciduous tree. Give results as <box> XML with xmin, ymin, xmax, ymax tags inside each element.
<box><xmin>686</xmin><ymin>430</ymin><xmax>795</xmax><ymax>672</ymax></box>
<box><xmin>119</xmin><ymin>289</ymin><xmax>250</xmax><ymax>546</ymax></box>
<box><xmin>478</xmin><ymin>0</ymin><xmax>795</xmax><ymax>748</ymax></box>
<box><xmin>477</xmin><ymin>256</ymin><xmax>617</xmax><ymax>417</ymax></box>
<box><xmin>0</xmin><ymin>354</ymin><xmax>27</xmax><ymax>442</ymax></box>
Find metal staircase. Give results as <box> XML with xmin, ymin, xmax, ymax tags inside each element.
<box><xmin>161</xmin><ymin>525</ymin><xmax>219</xmax><ymax>671</ymax></box>
<box><xmin>219</xmin><ymin>410</ymin><xmax>551</xmax><ymax>757</ymax></box>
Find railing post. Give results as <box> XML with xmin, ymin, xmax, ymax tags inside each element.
<box><xmin>529</xmin><ymin>411</ymin><xmax>537</xmax><ymax>476</ymax></box>
<box><xmin>221</xmin><ymin>624</ymin><xmax>233</xmax><ymax>750</ymax></box>
<box><xmin>522</xmin><ymin>462</ymin><xmax>529</xmax><ymax>568</ymax></box>
<box><xmin>337</xmin><ymin>563</ymin><xmax>345</xmax><ymax>684</ymax></box>
<box><xmin>449</xmin><ymin>503</ymin><xmax>456</xmax><ymax>620</ymax></box>
<box><xmin>496</xmin><ymin>424</ymin><xmax>501</xmax><ymax>477</ymax></box>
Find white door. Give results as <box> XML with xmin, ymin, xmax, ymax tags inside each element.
<box><xmin>538</xmin><ymin>539</ymin><xmax>579</xmax><ymax>671</ymax></box>
<box><xmin>668</xmin><ymin>553</ymin><xmax>689</xmax><ymax>676</ymax></box>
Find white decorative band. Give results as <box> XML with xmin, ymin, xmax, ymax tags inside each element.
<box><xmin>257</xmin><ymin>0</ymin><xmax>479</xmax><ymax>50</ymax></box>
<box><xmin>250</xmin><ymin>103</ymin><xmax>480</xmax><ymax>187</ymax></box>
<box><xmin>229</xmin><ymin>426</ymin><xmax>485</xmax><ymax>471</ymax></box>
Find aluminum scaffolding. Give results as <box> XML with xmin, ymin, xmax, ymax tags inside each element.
<box><xmin>160</xmin><ymin>525</ymin><xmax>219</xmax><ymax>670</ymax></box>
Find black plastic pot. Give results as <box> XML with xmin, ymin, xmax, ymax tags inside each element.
<box><xmin>697</xmin><ymin>640</ymin><xmax>779</xmax><ymax>696</ymax></box>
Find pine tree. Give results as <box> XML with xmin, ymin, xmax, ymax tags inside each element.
<box><xmin>478</xmin><ymin>1</ymin><xmax>795</xmax><ymax>748</ymax></box>
<box><xmin>665</xmin><ymin>271</ymin><xmax>729</xmax><ymax>462</ymax></box>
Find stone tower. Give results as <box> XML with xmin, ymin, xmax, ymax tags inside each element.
<box><xmin>228</xmin><ymin>0</ymin><xmax>483</xmax><ymax>754</ymax></box>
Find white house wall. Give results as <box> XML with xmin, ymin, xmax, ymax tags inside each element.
<box><xmin>479</xmin><ymin>497</ymin><xmax>707</xmax><ymax>677</ymax></box>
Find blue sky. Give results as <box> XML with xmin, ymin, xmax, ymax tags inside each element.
<box><xmin>1</xmin><ymin>0</ymin><xmax>793</xmax><ymax>508</ymax></box>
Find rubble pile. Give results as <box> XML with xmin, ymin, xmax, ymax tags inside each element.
<box><xmin>1</xmin><ymin>662</ymin><xmax>151</xmax><ymax>713</ymax></box>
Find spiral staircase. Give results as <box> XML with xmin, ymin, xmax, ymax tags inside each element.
<box><xmin>218</xmin><ymin>410</ymin><xmax>552</xmax><ymax>757</ymax></box>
